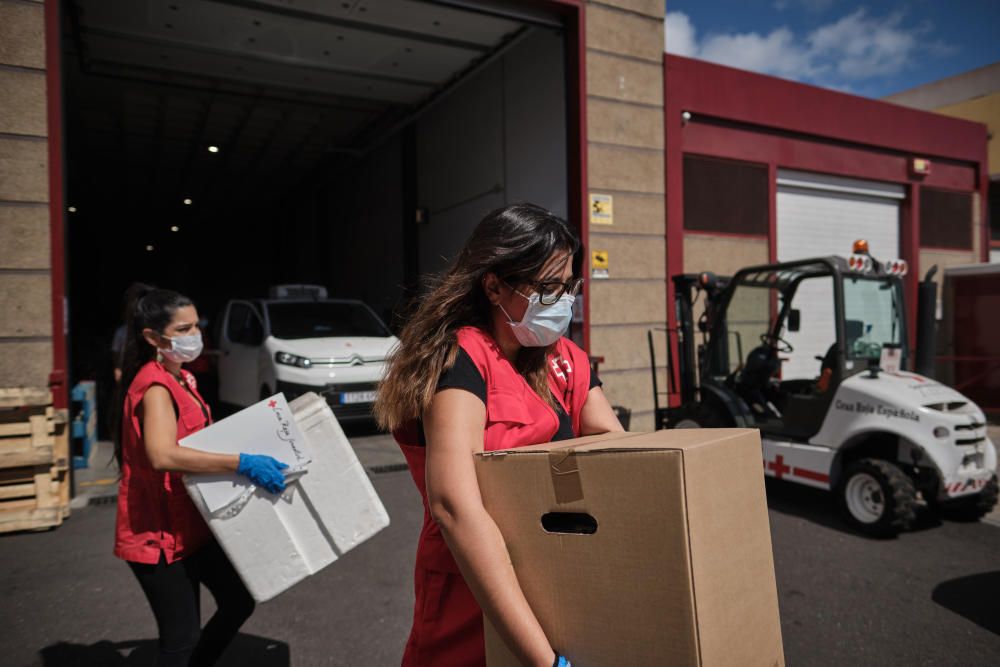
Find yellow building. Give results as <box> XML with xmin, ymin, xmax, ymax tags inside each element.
<box><xmin>885</xmin><ymin>62</ymin><xmax>1000</xmax><ymax>262</ymax></box>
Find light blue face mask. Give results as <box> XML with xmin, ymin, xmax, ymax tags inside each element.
<box><xmin>499</xmin><ymin>290</ymin><xmax>575</xmax><ymax>347</ymax></box>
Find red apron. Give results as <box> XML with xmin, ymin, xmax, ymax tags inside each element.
<box><xmin>396</xmin><ymin>327</ymin><xmax>592</xmax><ymax>666</ymax></box>
<box><xmin>114</xmin><ymin>361</ymin><xmax>213</xmax><ymax>564</ymax></box>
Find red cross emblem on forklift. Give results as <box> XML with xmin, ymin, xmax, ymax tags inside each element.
<box><xmin>768</xmin><ymin>455</ymin><xmax>791</xmax><ymax>479</ymax></box>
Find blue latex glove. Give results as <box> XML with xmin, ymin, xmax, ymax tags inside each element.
<box><xmin>237</xmin><ymin>454</ymin><xmax>288</xmax><ymax>494</ymax></box>
<box><xmin>555</xmin><ymin>655</ymin><xmax>572</xmax><ymax>667</ymax></box>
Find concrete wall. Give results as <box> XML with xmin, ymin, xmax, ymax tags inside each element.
<box><xmin>683</xmin><ymin>235</ymin><xmax>770</xmax><ymax>375</ymax></box>
<box><xmin>918</xmin><ymin>189</ymin><xmax>983</xmax><ymax>307</ymax></box>
<box><xmin>415</xmin><ymin>28</ymin><xmax>568</xmax><ymax>277</ymax></box>
<box><xmin>415</xmin><ymin>57</ymin><xmax>505</xmax><ymax>277</ymax></box>
<box><xmin>584</xmin><ymin>0</ymin><xmax>665</xmax><ymax>431</ymax></box>
<box><xmin>934</xmin><ymin>93</ymin><xmax>1000</xmax><ymax>176</ymax></box>
<box><xmin>683</xmin><ymin>235</ymin><xmax>770</xmax><ymax>276</ymax></box>
<box><xmin>0</xmin><ymin>0</ymin><xmax>52</xmax><ymax>389</ymax></box>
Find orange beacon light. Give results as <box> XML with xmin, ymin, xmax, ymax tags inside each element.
<box><xmin>852</xmin><ymin>239</ymin><xmax>870</xmax><ymax>255</ymax></box>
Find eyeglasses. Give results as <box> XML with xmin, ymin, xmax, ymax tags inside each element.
<box><xmin>516</xmin><ymin>277</ymin><xmax>584</xmax><ymax>306</ymax></box>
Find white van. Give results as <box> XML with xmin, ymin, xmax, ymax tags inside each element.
<box><xmin>217</xmin><ymin>286</ymin><xmax>397</xmax><ymax>421</ymax></box>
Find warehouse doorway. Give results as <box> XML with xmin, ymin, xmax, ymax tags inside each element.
<box><xmin>59</xmin><ymin>0</ymin><xmax>584</xmax><ymax>430</ymax></box>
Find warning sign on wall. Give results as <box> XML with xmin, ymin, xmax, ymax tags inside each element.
<box><xmin>590</xmin><ymin>193</ymin><xmax>613</xmax><ymax>225</ymax></box>
<box><xmin>592</xmin><ymin>250</ymin><xmax>609</xmax><ymax>280</ymax></box>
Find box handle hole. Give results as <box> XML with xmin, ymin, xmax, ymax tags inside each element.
<box><xmin>541</xmin><ymin>512</ymin><xmax>598</xmax><ymax>535</ymax></box>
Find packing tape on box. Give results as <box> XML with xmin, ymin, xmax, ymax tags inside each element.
<box><xmin>548</xmin><ymin>447</ymin><xmax>584</xmax><ymax>504</ymax></box>
<box><xmin>207</xmin><ymin>467</ymin><xmax>309</xmax><ymax>520</ymax></box>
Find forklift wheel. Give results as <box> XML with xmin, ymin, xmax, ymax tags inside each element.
<box><xmin>669</xmin><ymin>402</ymin><xmax>731</xmax><ymax>429</ymax></box>
<box><xmin>837</xmin><ymin>458</ymin><xmax>917</xmax><ymax>537</ymax></box>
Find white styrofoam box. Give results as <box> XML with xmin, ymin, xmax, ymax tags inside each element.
<box><xmin>184</xmin><ymin>392</ymin><xmax>390</xmax><ymax>602</ymax></box>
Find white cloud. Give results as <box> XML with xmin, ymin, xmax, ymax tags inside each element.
<box><xmin>700</xmin><ymin>26</ymin><xmax>819</xmax><ymax>79</ymax></box>
<box><xmin>664</xmin><ymin>11</ymin><xmax>697</xmax><ymax>57</ymax></box>
<box><xmin>808</xmin><ymin>9</ymin><xmax>918</xmax><ymax>79</ymax></box>
<box><xmin>665</xmin><ymin>12</ymin><xmax>819</xmax><ymax>80</ymax></box>
<box><xmin>664</xmin><ymin>8</ymin><xmax>953</xmax><ymax>91</ymax></box>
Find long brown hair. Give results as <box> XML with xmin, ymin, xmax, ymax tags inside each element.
<box><xmin>375</xmin><ymin>203</ymin><xmax>580</xmax><ymax>432</ymax></box>
<box><xmin>110</xmin><ymin>283</ymin><xmax>193</xmax><ymax>468</ymax></box>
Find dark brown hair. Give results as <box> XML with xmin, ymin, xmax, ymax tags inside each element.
<box><xmin>375</xmin><ymin>203</ymin><xmax>580</xmax><ymax>432</ymax></box>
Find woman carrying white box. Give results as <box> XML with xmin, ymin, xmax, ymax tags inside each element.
<box><xmin>110</xmin><ymin>283</ymin><xmax>288</xmax><ymax>666</ymax></box>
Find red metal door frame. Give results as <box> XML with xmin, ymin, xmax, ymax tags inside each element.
<box><xmin>45</xmin><ymin>0</ymin><xmax>67</xmax><ymax>410</ymax></box>
<box><xmin>567</xmin><ymin>2</ymin><xmax>589</xmax><ymax>354</ymax></box>
<box><xmin>663</xmin><ymin>56</ymin><xmax>683</xmax><ymax>405</ymax></box>
<box><xmin>539</xmin><ymin>0</ymin><xmax>588</xmax><ymax>351</ymax></box>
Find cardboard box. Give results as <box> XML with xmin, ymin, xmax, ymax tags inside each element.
<box><xmin>475</xmin><ymin>429</ymin><xmax>783</xmax><ymax>666</ymax></box>
<box><xmin>184</xmin><ymin>392</ymin><xmax>390</xmax><ymax>602</ymax></box>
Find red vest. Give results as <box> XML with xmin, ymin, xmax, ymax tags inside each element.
<box><xmin>395</xmin><ymin>327</ymin><xmax>592</xmax><ymax>666</ymax></box>
<box><xmin>114</xmin><ymin>361</ymin><xmax>213</xmax><ymax>564</ymax></box>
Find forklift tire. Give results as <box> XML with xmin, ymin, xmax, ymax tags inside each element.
<box><xmin>946</xmin><ymin>476</ymin><xmax>999</xmax><ymax>520</ymax></box>
<box><xmin>669</xmin><ymin>402</ymin><xmax>732</xmax><ymax>429</ymax></box>
<box><xmin>837</xmin><ymin>458</ymin><xmax>917</xmax><ymax>537</ymax></box>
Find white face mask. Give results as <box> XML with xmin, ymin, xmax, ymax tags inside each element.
<box><xmin>160</xmin><ymin>332</ymin><xmax>204</xmax><ymax>363</ymax></box>
<box><xmin>499</xmin><ymin>291</ymin><xmax>575</xmax><ymax>348</ymax></box>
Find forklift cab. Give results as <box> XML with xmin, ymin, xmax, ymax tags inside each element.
<box><xmin>660</xmin><ymin>250</ymin><xmax>909</xmax><ymax>440</ymax></box>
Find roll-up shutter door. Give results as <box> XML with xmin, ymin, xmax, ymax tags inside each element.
<box><xmin>776</xmin><ymin>170</ymin><xmax>904</xmax><ymax>380</ymax></box>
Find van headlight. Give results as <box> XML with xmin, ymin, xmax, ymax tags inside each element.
<box><xmin>275</xmin><ymin>351</ymin><xmax>312</xmax><ymax>368</ymax></box>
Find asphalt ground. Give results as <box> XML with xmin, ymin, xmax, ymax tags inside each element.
<box><xmin>2</xmin><ymin>431</ymin><xmax>999</xmax><ymax>666</ymax></box>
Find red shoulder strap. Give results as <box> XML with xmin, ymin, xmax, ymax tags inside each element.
<box><xmin>455</xmin><ymin>327</ymin><xmax>495</xmax><ymax>383</ymax></box>
<box><xmin>551</xmin><ymin>338</ymin><xmax>592</xmax><ymax>435</ymax></box>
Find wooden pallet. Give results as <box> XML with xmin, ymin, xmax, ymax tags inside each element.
<box><xmin>0</xmin><ymin>387</ymin><xmax>52</xmax><ymax>409</ymax></box>
<box><xmin>0</xmin><ymin>465</ymin><xmax>68</xmax><ymax>531</ymax></box>
<box><xmin>1</xmin><ymin>388</ymin><xmax>71</xmax><ymax>533</ymax></box>
<box><xmin>51</xmin><ymin>418</ymin><xmax>70</xmax><ymax>518</ymax></box>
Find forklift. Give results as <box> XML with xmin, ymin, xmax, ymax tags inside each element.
<box><xmin>648</xmin><ymin>241</ymin><xmax>997</xmax><ymax>536</ymax></box>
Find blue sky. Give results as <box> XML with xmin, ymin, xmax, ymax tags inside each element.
<box><xmin>664</xmin><ymin>0</ymin><xmax>1000</xmax><ymax>97</ymax></box>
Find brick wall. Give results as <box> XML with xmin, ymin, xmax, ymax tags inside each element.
<box><xmin>584</xmin><ymin>1</ymin><xmax>665</xmax><ymax>430</ymax></box>
<box><xmin>0</xmin><ymin>0</ymin><xmax>52</xmax><ymax>388</ymax></box>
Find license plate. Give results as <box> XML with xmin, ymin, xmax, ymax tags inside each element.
<box><xmin>341</xmin><ymin>390</ymin><xmax>376</xmax><ymax>404</ymax></box>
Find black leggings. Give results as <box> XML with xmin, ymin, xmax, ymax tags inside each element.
<box><xmin>127</xmin><ymin>541</ymin><xmax>255</xmax><ymax>666</ymax></box>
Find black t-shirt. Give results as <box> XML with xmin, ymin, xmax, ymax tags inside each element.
<box><xmin>417</xmin><ymin>348</ymin><xmax>602</xmax><ymax>446</ymax></box>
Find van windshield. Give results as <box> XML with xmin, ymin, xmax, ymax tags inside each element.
<box><xmin>266</xmin><ymin>302</ymin><xmax>390</xmax><ymax>339</ymax></box>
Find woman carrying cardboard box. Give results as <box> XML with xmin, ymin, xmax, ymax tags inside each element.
<box><xmin>376</xmin><ymin>204</ymin><xmax>624</xmax><ymax>667</ymax></box>
<box><xmin>110</xmin><ymin>284</ymin><xmax>289</xmax><ymax>666</ymax></box>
